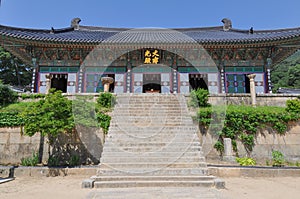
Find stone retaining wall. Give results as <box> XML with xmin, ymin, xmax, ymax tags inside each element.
<box><xmin>201</xmin><ymin>121</ymin><xmax>300</xmax><ymax>163</ymax></box>
<box><xmin>208</xmin><ymin>93</ymin><xmax>300</xmax><ymax>107</ymax></box>
<box><xmin>0</xmin><ymin>126</ymin><xmax>104</xmax><ymax>165</ymax></box>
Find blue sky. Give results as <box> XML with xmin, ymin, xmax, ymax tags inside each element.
<box><xmin>0</xmin><ymin>0</ymin><xmax>299</xmax><ymax>30</ymax></box>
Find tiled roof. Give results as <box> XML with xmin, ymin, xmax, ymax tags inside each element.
<box><xmin>1</xmin><ymin>23</ymin><xmax>300</xmax><ymax>45</ymax></box>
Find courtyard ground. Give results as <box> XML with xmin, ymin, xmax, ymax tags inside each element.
<box><xmin>0</xmin><ymin>175</ymin><xmax>300</xmax><ymax>199</ymax></box>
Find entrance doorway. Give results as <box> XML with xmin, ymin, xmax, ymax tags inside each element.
<box><xmin>143</xmin><ymin>74</ymin><xmax>161</xmax><ymax>93</ymax></box>
<box><xmin>189</xmin><ymin>74</ymin><xmax>208</xmax><ymax>90</ymax></box>
<box><xmin>51</xmin><ymin>74</ymin><xmax>68</xmax><ymax>93</ymax></box>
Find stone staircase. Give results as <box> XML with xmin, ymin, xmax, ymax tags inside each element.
<box><xmin>83</xmin><ymin>94</ymin><xmax>224</xmax><ymax>189</ymax></box>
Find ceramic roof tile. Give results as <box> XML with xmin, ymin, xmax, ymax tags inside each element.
<box><xmin>1</xmin><ymin>24</ymin><xmax>300</xmax><ymax>44</ymax></box>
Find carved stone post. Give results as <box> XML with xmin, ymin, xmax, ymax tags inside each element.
<box><xmin>223</xmin><ymin>138</ymin><xmax>235</xmax><ymax>162</ymax></box>
<box><xmin>45</xmin><ymin>74</ymin><xmax>52</xmax><ymax>94</ymax></box>
<box><xmin>101</xmin><ymin>77</ymin><xmax>114</xmax><ymax>92</ymax></box>
<box><xmin>247</xmin><ymin>74</ymin><xmax>257</xmax><ymax>107</ymax></box>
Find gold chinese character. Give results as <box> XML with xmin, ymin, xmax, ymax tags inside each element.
<box><xmin>144</xmin><ymin>57</ymin><xmax>152</xmax><ymax>64</ymax></box>
<box><xmin>152</xmin><ymin>56</ymin><xmax>159</xmax><ymax>64</ymax></box>
<box><xmin>152</xmin><ymin>50</ymin><xmax>159</xmax><ymax>57</ymax></box>
<box><xmin>145</xmin><ymin>50</ymin><xmax>151</xmax><ymax>57</ymax></box>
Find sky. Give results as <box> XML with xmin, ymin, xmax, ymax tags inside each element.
<box><xmin>0</xmin><ymin>0</ymin><xmax>299</xmax><ymax>30</ymax></box>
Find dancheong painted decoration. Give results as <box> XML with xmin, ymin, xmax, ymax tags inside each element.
<box><xmin>0</xmin><ymin>18</ymin><xmax>300</xmax><ymax>94</ymax></box>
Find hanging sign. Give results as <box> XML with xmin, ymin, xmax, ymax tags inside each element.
<box><xmin>144</xmin><ymin>49</ymin><xmax>160</xmax><ymax>64</ymax></box>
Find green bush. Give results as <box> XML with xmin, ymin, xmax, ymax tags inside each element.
<box><xmin>286</xmin><ymin>99</ymin><xmax>300</xmax><ymax>114</ymax></box>
<box><xmin>20</xmin><ymin>93</ymin><xmax>46</xmax><ymax>100</ymax></box>
<box><xmin>197</xmin><ymin>105</ymin><xmax>300</xmax><ymax>156</ymax></box>
<box><xmin>0</xmin><ymin>84</ymin><xmax>18</xmax><ymax>106</ymax></box>
<box><xmin>48</xmin><ymin>156</ymin><xmax>59</xmax><ymax>167</ymax></box>
<box><xmin>189</xmin><ymin>88</ymin><xmax>210</xmax><ymax>107</ymax></box>
<box><xmin>97</xmin><ymin>92</ymin><xmax>116</xmax><ymax>109</ymax></box>
<box><xmin>213</xmin><ymin>140</ymin><xmax>224</xmax><ymax>155</ymax></box>
<box><xmin>21</xmin><ymin>152</ymin><xmax>39</xmax><ymax>166</ymax></box>
<box><xmin>272</xmin><ymin>150</ymin><xmax>285</xmax><ymax>166</ymax></box>
<box><xmin>0</xmin><ymin>112</ymin><xmax>25</xmax><ymax>127</ymax></box>
<box><xmin>68</xmin><ymin>155</ymin><xmax>80</xmax><ymax>167</ymax></box>
<box><xmin>97</xmin><ymin>112</ymin><xmax>111</xmax><ymax>134</ymax></box>
<box><xmin>236</xmin><ymin>157</ymin><xmax>256</xmax><ymax>166</ymax></box>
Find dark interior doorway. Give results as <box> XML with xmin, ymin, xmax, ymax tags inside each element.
<box><xmin>189</xmin><ymin>74</ymin><xmax>208</xmax><ymax>90</ymax></box>
<box><xmin>143</xmin><ymin>74</ymin><xmax>161</xmax><ymax>93</ymax></box>
<box><xmin>51</xmin><ymin>74</ymin><xmax>68</xmax><ymax>93</ymax></box>
<box><xmin>245</xmin><ymin>74</ymin><xmax>250</xmax><ymax>93</ymax></box>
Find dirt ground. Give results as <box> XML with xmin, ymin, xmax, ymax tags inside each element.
<box><xmin>0</xmin><ymin>175</ymin><xmax>300</xmax><ymax>199</ymax></box>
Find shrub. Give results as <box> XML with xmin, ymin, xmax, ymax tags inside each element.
<box><xmin>21</xmin><ymin>152</ymin><xmax>39</xmax><ymax>166</ymax></box>
<box><xmin>48</xmin><ymin>156</ymin><xmax>59</xmax><ymax>167</ymax></box>
<box><xmin>189</xmin><ymin>88</ymin><xmax>210</xmax><ymax>107</ymax></box>
<box><xmin>97</xmin><ymin>112</ymin><xmax>111</xmax><ymax>134</ymax></box>
<box><xmin>236</xmin><ymin>157</ymin><xmax>256</xmax><ymax>166</ymax></box>
<box><xmin>272</xmin><ymin>150</ymin><xmax>285</xmax><ymax>167</ymax></box>
<box><xmin>97</xmin><ymin>92</ymin><xmax>116</xmax><ymax>109</ymax></box>
<box><xmin>0</xmin><ymin>84</ymin><xmax>18</xmax><ymax>106</ymax></box>
<box><xmin>0</xmin><ymin>112</ymin><xmax>25</xmax><ymax>127</ymax></box>
<box><xmin>286</xmin><ymin>99</ymin><xmax>300</xmax><ymax>114</ymax></box>
<box><xmin>20</xmin><ymin>93</ymin><xmax>46</xmax><ymax>100</ymax></box>
<box><xmin>68</xmin><ymin>155</ymin><xmax>80</xmax><ymax>167</ymax></box>
<box><xmin>196</xmin><ymin>105</ymin><xmax>300</xmax><ymax>156</ymax></box>
<box><xmin>214</xmin><ymin>140</ymin><xmax>224</xmax><ymax>155</ymax></box>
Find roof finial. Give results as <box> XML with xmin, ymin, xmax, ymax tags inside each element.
<box><xmin>249</xmin><ymin>27</ymin><xmax>254</xmax><ymax>34</ymax></box>
<box><xmin>221</xmin><ymin>18</ymin><xmax>232</xmax><ymax>31</ymax></box>
<box><xmin>71</xmin><ymin>18</ymin><xmax>81</xmax><ymax>30</ymax></box>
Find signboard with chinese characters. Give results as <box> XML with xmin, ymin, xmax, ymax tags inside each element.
<box><xmin>144</xmin><ymin>49</ymin><xmax>160</xmax><ymax>64</ymax></box>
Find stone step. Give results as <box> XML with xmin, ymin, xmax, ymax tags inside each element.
<box><xmin>99</xmin><ymin>162</ymin><xmax>208</xmax><ymax>169</ymax></box>
<box><xmin>82</xmin><ymin>94</ymin><xmax>224</xmax><ymax>190</ymax></box>
<box><xmin>102</xmin><ymin>146</ymin><xmax>202</xmax><ymax>153</ymax></box>
<box><xmin>101</xmin><ymin>150</ymin><xmax>204</xmax><ymax>156</ymax></box>
<box><xmin>96</xmin><ymin>168</ymin><xmax>208</xmax><ymax>176</ymax></box>
<box><xmin>103</xmin><ymin>142</ymin><xmax>202</xmax><ymax>147</ymax></box>
<box><xmin>107</xmin><ymin>127</ymin><xmax>198</xmax><ymax>132</ymax></box>
<box><xmin>100</xmin><ymin>156</ymin><xmax>206</xmax><ymax>163</ymax></box>
<box><xmin>105</xmin><ymin>137</ymin><xmax>199</xmax><ymax>143</ymax></box>
<box><xmin>93</xmin><ymin>180</ymin><xmax>215</xmax><ymax>188</ymax></box>
<box><xmin>92</xmin><ymin>175</ymin><xmax>215</xmax><ymax>182</ymax></box>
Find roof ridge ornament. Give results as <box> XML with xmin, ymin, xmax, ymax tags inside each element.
<box><xmin>221</xmin><ymin>18</ymin><xmax>232</xmax><ymax>31</ymax></box>
<box><xmin>71</xmin><ymin>18</ymin><xmax>81</xmax><ymax>30</ymax></box>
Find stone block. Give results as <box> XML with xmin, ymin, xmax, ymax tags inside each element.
<box><xmin>14</xmin><ymin>167</ymin><xmax>31</xmax><ymax>177</ymax></box>
<box><xmin>82</xmin><ymin>179</ymin><xmax>94</xmax><ymax>189</ymax></box>
<box><xmin>30</xmin><ymin>167</ymin><xmax>48</xmax><ymax>177</ymax></box>
<box><xmin>214</xmin><ymin>178</ymin><xmax>225</xmax><ymax>189</ymax></box>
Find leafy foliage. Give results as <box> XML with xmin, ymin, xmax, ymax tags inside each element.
<box><xmin>286</xmin><ymin>98</ymin><xmax>300</xmax><ymax>114</ymax></box>
<box><xmin>236</xmin><ymin>157</ymin><xmax>256</xmax><ymax>166</ymax></box>
<box><xmin>20</xmin><ymin>93</ymin><xmax>46</xmax><ymax>100</ymax></box>
<box><xmin>0</xmin><ymin>83</ymin><xmax>18</xmax><ymax>106</ymax></box>
<box><xmin>72</xmin><ymin>95</ymin><xmax>98</xmax><ymax>127</ymax></box>
<box><xmin>189</xmin><ymin>88</ymin><xmax>210</xmax><ymax>107</ymax></box>
<box><xmin>97</xmin><ymin>92</ymin><xmax>116</xmax><ymax>109</ymax></box>
<box><xmin>22</xmin><ymin>89</ymin><xmax>74</xmax><ymax>137</ymax></box>
<box><xmin>0</xmin><ymin>112</ymin><xmax>25</xmax><ymax>127</ymax></box>
<box><xmin>271</xmin><ymin>50</ymin><xmax>300</xmax><ymax>92</ymax></box>
<box><xmin>197</xmin><ymin>105</ymin><xmax>300</xmax><ymax>156</ymax></box>
<box><xmin>96</xmin><ymin>112</ymin><xmax>111</xmax><ymax>134</ymax></box>
<box><xmin>0</xmin><ymin>47</ymin><xmax>33</xmax><ymax>87</ymax></box>
<box><xmin>272</xmin><ymin>150</ymin><xmax>285</xmax><ymax>166</ymax></box>
<box><xmin>21</xmin><ymin>152</ymin><xmax>39</xmax><ymax>166</ymax></box>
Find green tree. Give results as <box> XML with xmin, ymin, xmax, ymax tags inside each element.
<box><xmin>0</xmin><ymin>47</ymin><xmax>33</xmax><ymax>87</ymax></box>
<box><xmin>22</xmin><ymin>89</ymin><xmax>74</xmax><ymax>162</ymax></box>
<box><xmin>271</xmin><ymin>50</ymin><xmax>300</xmax><ymax>92</ymax></box>
<box><xmin>288</xmin><ymin>64</ymin><xmax>300</xmax><ymax>88</ymax></box>
<box><xmin>0</xmin><ymin>81</ymin><xmax>18</xmax><ymax>106</ymax></box>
